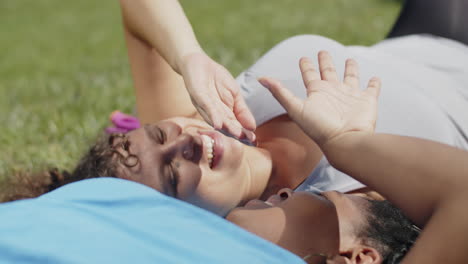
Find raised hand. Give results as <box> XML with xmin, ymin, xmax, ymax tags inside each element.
<box><xmin>258</xmin><ymin>51</ymin><xmax>381</xmax><ymax>147</ymax></box>
<box><xmin>180</xmin><ymin>52</ymin><xmax>256</xmax><ymax>141</ymax></box>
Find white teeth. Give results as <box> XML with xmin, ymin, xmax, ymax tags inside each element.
<box><xmin>206</xmin><ymin>141</ymin><xmax>213</xmax><ymax>150</ymax></box>
<box><xmin>201</xmin><ymin>135</ymin><xmax>215</xmax><ymax>167</ymax></box>
<box><xmin>265</xmin><ymin>201</ymin><xmax>273</xmax><ymax>206</ymax></box>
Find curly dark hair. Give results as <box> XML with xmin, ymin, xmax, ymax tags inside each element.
<box><xmin>360</xmin><ymin>200</ymin><xmax>421</xmax><ymax>264</ymax></box>
<box><xmin>0</xmin><ymin>133</ymin><xmax>139</xmax><ymax>203</ymax></box>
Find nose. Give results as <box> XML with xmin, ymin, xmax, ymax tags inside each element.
<box><xmin>277</xmin><ymin>188</ymin><xmax>294</xmax><ymax>200</ymax></box>
<box><xmin>162</xmin><ymin>134</ymin><xmax>202</xmax><ymax>163</ymax></box>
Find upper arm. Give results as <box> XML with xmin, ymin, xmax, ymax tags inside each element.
<box><xmin>124</xmin><ymin>27</ymin><xmax>200</xmax><ymax>124</ymax></box>
<box><xmin>401</xmin><ymin>197</ymin><xmax>468</xmax><ymax>264</ymax></box>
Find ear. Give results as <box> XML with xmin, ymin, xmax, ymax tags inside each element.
<box><xmin>337</xmin><ymin>246</ymin><xmax>382</xmax><ymax>264</ymax></box>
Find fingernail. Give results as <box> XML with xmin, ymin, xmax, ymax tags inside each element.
<box><xmin>243</xmin><ymin>129</ymin><xmax>257</xmax><ymax>145</ymax></box>
<box><xmin>249</xmin><ymin>132</ymin><xmax>257</xmax><ymax>144</ymax></box>
<box><xmin>300</xmin><ymin>57</ymin><xmax>311</xmax><ymax>63</ymax></box>
<box><xmin>257</xmin><ymin>78</ymin><xmax>270</xmax><ymax>89</ymax></box>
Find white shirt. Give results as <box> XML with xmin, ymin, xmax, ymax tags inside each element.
<box><xmin>236</xmin><ymin>34</ymin><xmax>468</xmax><ymax>192</ymax></box>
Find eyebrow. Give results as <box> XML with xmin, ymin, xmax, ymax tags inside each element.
<box><xmin>142</xmin><ymin>124</ymin><xmax>172</xmax><ymax>195</ymax></box>
<box><xmin>144</xmin><ymin>124</ymin><xmax>161</xmax><ymax>144</ymax></box>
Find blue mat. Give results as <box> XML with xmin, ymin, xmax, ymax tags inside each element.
<box><xmin>0</xmin><ymin>178</ymin><xmax>303</xmax><ymax>264</ymax></box>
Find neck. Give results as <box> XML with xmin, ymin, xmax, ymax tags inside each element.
<box><xmin>240</xmin><ymin>145</ymin><xmax>274</xmax><ymax>204</ymax></box>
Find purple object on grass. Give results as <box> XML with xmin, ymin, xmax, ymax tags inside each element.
<box><xmin>105</xmin><ymin>111</ymin><xmax>141</xmax><ymax>134</ymax></box>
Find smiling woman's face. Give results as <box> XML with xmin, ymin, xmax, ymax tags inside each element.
<box><xmin>113</xmin><ymin>117</ymin><xmax>257</xmax><ymax>216</ymax></box>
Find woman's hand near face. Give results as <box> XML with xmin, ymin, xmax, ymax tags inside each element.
<box><xmin>258</xmin><ymin>51</ymin><xmax>381</xmax><ymax>147</ymax></box>
<box><xmin>179</xmin><ymin>52</ymin><xmax>256</xmax><ymax>142</ymax></box>
<box><xmin>120</xmin><ymin>0</ymin><xmax>256</xmax><ymax>140</ymax></box>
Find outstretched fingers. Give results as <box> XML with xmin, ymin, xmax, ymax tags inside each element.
<box><xmin>299</xmin><ymin>57</ymin><xmax>320</xmax><ymax>90</ymax></box>
<box><xmin>343</xmin><ymin>58</ymin><xmax>360</xmax><ymax>88</ymax></box>
<box><xmin>318</xmin><ymin>50</ymin><xmax>339</xmax><ymax>82</ymax></box>
<box><xmin>365</xmin><ymin>77</ymin><xmax>382</xmax><ymax>98</ymax></box>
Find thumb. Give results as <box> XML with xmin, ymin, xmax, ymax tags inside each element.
<box><xmin>258</xmin><ymin>77</ymin><xmax>303</xmax><ymax>117</ymax></box>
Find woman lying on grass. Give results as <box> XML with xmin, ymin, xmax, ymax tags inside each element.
<box><xmin>3</xmin><ymin>0</ymin><xmax>468</xmax><ymax>263</ymax></box>
<box><xmin>228</xmin><ymin>53</ymin><xmax>468</xmax><ymax>263</ymax></box>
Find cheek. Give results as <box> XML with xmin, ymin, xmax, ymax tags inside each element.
<box><xmin>120</xmin><ymin>162</ymin><xmax>162</xmax><ymax>192</ymax></box>
<box><xmin>227</xmin><ymin>208</ymin><xmax>286</xmax><ymax>243</ymax></box>
<box><xmin>176</xmin><ymin>142</ymin><xmax>249</xmax><ymax>215</ymax></box>
<box><xmin>176</xmin><ymin>164</ymin><xmax>202</xmax><ymax>199</ymax></box>
<box><xmin>222</xmin><ymin>137</ymin><xmax>246</xmax><ymax>169</ymax></box>
<box><xmin>182</xmin><ymin>167</ymin><xmax>248</xmax><ymax>215</ymax></box>
<box><xmin>198</xmin><ymin>142</ymin><xmax>248</xmax><ymax>190</ymax></box>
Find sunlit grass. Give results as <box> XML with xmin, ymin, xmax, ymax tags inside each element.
<box><xmin>0</xmin><ymin>0</ymin><xmax>401</xmax><ymax>177</ymax></box>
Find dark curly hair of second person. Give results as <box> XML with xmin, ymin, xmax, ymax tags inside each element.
<box><xmin>360</xmin><ymin>199</ymin><xmax>420</xmax><ymax>264</ymax></box>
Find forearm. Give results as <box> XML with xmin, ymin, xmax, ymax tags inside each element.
<box><xmin>120</xmin><ymin>0</ymin><xmax>202</xmax><ymax>73</ymax></box>
<box><xmin>323</xmin><ymin>133</ymin><xmax>468</xmax><ymax>227</ymax></box>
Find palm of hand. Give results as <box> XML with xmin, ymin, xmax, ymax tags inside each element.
<box><xmin>260</xmin><ymin>51</ymin><xmax>381</xmax><ymax>146</ymax></box>
<box><xmin>300</xmin><ymin>79</ymin><xmax>378</xmax><ymax>145</ymax></box>
<box><xmin>181</xmin><ymin>52</ymin><xmax>256</xmax><ymax>140</ymax></box>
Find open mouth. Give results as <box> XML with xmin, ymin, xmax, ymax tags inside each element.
<box><xmin>200</xmin><ymin>131</ymin><xmax>224</xmax><ymax>169</ymax></box>
<box><xmin>201</xmin><ymin>134</ymin><xmax>215</xmax><ymax>167</ymax></box>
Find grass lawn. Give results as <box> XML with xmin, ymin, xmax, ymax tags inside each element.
<box><xmin>0</xmin><ymin>0</ymin><xmax>401</xmax><ymax>177</ymax></box>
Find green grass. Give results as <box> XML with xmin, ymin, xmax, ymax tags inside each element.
<box><xmin>0</xmin><ymin>0</ymin><xmax>401</xmax><ymax>177</ymax></box>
